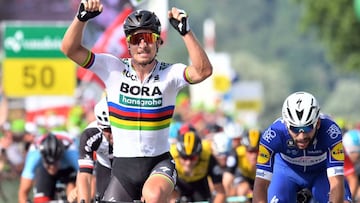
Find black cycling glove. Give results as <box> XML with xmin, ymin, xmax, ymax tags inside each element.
<box><xmin>77</xmin><ymin>1</ymin><xmax>102</xmax><ymax>22</ymax></box>
<box><xmin>169</xmin><ymin>10</ymin><xmax>190</xmax><ymax>36</ymax></box>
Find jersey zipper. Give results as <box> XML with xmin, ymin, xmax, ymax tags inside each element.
<box><xmin>303</xmin><ymin>149</ymin><xmax>306</xmax><ymax>172</ymax></box>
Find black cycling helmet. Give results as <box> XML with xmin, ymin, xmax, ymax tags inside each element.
<box><xmin>176</xmin><ymin>124</ymin><xmax>202</xmax><ymax>157</ymax></box>
<box><xmin>39</xmin><ymin>133</ymin><xmax>65</xmax><ymax>164</ymax></box>
<box><xmin>123</xmin><ymin>9</ymin><xmax>161</xmax><ymax>36</ymax></box>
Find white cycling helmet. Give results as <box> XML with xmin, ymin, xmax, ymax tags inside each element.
<box><xmin>94</xmin><ymin>97</ymin><xmax>110</xmax><ymax>129</ymax></box>
<box><xmin>282</xmin><ymin>91</ymin><xmax>320</xmax><ymax>127</ymax></box>
<box><xmin>211</xmin><ymin>132</ymin><xmax>231</xmax><ymax>155</ymax></box>
<box><xmin>343</xmin><ymin>129</ymin><xmax>360</xmax><ymax>154</ymax></box>
<box><xmin>223</xmin><ymin>122</ymin><xmax>244</xmax><ymax>139</ymax></box>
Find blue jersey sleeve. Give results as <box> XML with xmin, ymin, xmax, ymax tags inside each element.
<box><xmin>63</xmin><ymin>146</ymin><xmax>79</xmax><ymax>171</ymax></box>
<box><xmin>320</xmin><ymin>118</ymin><xmax>344</xmax><ymax>176</ymax></box>
<box><xmin>21</xmin><ymin>147</ymin><xmax>42</xmax><ymax>179</ymax></box>
<box><xmin>256</xmin><ymin>119</ymin><xmax>286</xmax><ymax>180</ymax></box>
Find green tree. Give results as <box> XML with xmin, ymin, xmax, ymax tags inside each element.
<box><xmin>323</xmin><ymin>78</ymin><xmax>360</xmax><ymax>123</ymax></box>
<box><xmin>232</xmin><ymin>51</ymin><xmax>292</xmax><ymax>128</ymax></box>
<box><xmin>296</xmin><ymin>0</ymin><xmax>360</xmax><ymax>70</ymax></box>
<box><xmin>160</xmin><ymin>0</ymin><xmax>360</xmax><ymax>125</ymax></box>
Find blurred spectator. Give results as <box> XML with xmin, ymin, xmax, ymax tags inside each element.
<box><xmin>66</xmin><ymin>105</ymin><xmax>88</xmax><ymax>139</ymax></box>
<box><xmin>0</xmin><ymin>119</ymin><xmax>28</xmax><ymax>175</ymax></box>
<box><xmin>10</xmin><ymin>119</ymin><xmax>26</xmax><ymax>139</ymax></box>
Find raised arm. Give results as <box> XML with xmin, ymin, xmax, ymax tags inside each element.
<box><xmin>168</xmin><ymin>7</ymin><xmax>213</xmax><ymax>84</ymax></box>
<box><xmin>183</xmin><ymin>31</ymin><xmax>213</xmax><ymax>84</ymax></box>
<box><xmin>61</xmin><ymin>0</ymin><xmax>103</xmax><ymax>66</ymax></box>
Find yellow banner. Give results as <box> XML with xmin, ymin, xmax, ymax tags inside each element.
<box><xmin>235</xmin><ymin>100</ymin><xmax>262</xmax><ymax>112</ymax></box>
<box><xmin>3</xmin><ymin>58</ymin><xmax>76</xmax><ymax>97</ymax></box>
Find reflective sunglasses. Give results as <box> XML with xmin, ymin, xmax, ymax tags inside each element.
<box><xmin>180</xmin><ymin>155</ymin><xmax>198</xmax><ymax>161</ymax></box>
<box><xmin>126</xmin><ymin>33</ymin><xmax>160</xmax><ymax>45</ymax></box>
<box><xmin>289</xmin><ymin>123</ymin><xmax>315</xmax><ymax>134</ymax></box>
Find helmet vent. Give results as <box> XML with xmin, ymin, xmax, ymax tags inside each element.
<box><xmin>305</xmin><ymin>107</ymin><xmax>315</xmax><ymax>124</ymax></box>
<box><xmin>124</xmin><ymin>10</ymin><xmax>161</xmax><ymax>36</ymax></box>
<box><xmin>282</xmin><ymin>91</ymin><xmax>320</xmax><ymax>127</ymax></box>
<box><xmin>177</xmin><ymin>124</ymin><xmax>202</xmax><ymax>157</ymax></box>
<box><xmin>40</xmin><ymin>134</ymin><xmax>64</xmax><ymax>164</ymax></box>
<box><xmin>296</xmin><ymin>110</ymin><xmax>304</xmax><ymax>121</ymax></box>
<box><xmin>287</xmin><ymin>108</ymin><xmax>294</xmax><ymax>122</ymax></box>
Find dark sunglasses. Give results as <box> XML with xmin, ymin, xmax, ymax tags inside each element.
<box><xmin>289</xmin><ymin>123</ymin><xmax>315</xmax><ymax>134</ymax></box>
<box><xmin>43</xmin><ymin>159</ymin><xmax>58</xmax><ymax>167</ymax></box>
<box><xmin>126</xmin><ymin>32</ymin><xmax>160</xmax><ymax>45</ymax></box>
<box><xmin>180</xmin><ymin>155</ymin><xmax>198</xmax><ymax>161</ymax></box>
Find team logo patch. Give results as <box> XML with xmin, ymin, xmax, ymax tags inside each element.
<box><xmin>327</xmin><ymin>124</ymin><xmax>341</xmax><ymax>139</ymax></box>
<box><xmin>262</xmin><ymin>128</ymin><xmax>277</xmax><ymax>143</ymax></box>
<box><xmin>331</xmin><ymin>142</ymin><xmax>344</xmax><ymax>161</ymax></box>
<box><xmin>257</xmin><ymin>144</ymin><xmax>271</xmax><ymax>164</ymax></box>
<box><xmin>286</xmin><ymin>139</ymin><xmax>295</xmax><ymax>147</ymax></box>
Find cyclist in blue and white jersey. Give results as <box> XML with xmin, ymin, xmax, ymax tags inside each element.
<box><xmin>253</xmin><ymin>91</ymin><xmax>352</xmax><ymax>203</ymax></box>
<box><xmin>61</xmin><ymin>0</ymin><xmax>213</xmax><ymax>202</ymax></box>
<box><xmin>72</xmin><ymin>96</ymin><xmax>113</xmax><ymax>203</ymax></box>
<box><xmin>18</xmin><ymin>131</ymin><xmax>79</xmax><ymax>203</ymax></box>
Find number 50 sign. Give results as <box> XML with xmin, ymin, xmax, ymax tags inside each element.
<box><xmin>3</xmin><ymin>59</ymin><xmax>75</xmax><ymax>97</ymax></box>
<box><xmin>2</xmin><ymin>22</ymin><xmax>76</xmax><ymax>97</ymax></box>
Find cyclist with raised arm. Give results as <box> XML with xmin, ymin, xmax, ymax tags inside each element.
<box><xmin>69</xmin><ymin>97</ymin><xmax>113</xmax><ymax>203</ymax></box>
<box><xmin>18</xmin><ymin>132</ymin><xmax>79</xmax><ymax>203</ymax></box>
<box><xmin>169</xmin><ymin>124</ymin><xmax>226</xmax><ymax>203</ymax></box>
<box><xmin>61</xmin><ymin>0</ymin><xmax>212</xmax><ymax>202</ymax></box>
<box><xmin>253</xmin><ymin>91</ymin><xmax>352</xmax><ymax>203</ymax></box>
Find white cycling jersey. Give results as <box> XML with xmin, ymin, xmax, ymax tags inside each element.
<box><xmin>88</xmin><ymin>53</ymin><xmax>189</xmax><ymax>157</ymax></box>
